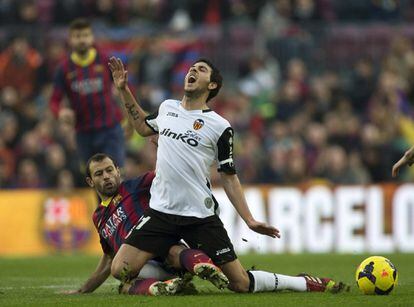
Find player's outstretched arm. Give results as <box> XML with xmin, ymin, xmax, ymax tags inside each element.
<box><xmin>108</xmin><ymin>57</ymin><xmax>155</xmax><ymax>137</ymax></box>
<box><xmin>392</xmin><ymin>145</ymin><xmax>414</xmax><ymax>177</ymax></box>
<box><xmin>220</xmin><ymin>173</ymin><xmax>281</xmax><ymax>238</ymax></box>
<box><xmin>61</xmin><ymin>253</ymin><xmax>112</xmax><ymax>294</ymax></box>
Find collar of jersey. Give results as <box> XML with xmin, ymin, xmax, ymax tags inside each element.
<box><xmin>101</xmin><ymin>196</ymin><xmax>113</xmax><ymax>207</ymax></box>
<box><xmin>70</xmin><ymin>48</ymin><xmax>97</xmax><ymax>67</ymax></box>
<box><xmin>179</xmin><ymin>103</ymin><xmax>212</xmax><ymax>113</ymax></box>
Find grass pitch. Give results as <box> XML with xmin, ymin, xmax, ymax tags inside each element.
<box><xmin>0</xmin><ymin>253</ymin><xmax>413</xmax><ymax>306</ymax></box>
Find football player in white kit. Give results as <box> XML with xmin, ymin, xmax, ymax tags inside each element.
<box><xmin>108</xmin><ymin>56</ymin><xmax>347</xmax><ymax>295</ymax></box>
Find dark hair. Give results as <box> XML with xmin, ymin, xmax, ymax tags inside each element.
<box><xmin>193</xmin><ymin>58</ymin><xmax>223</xmax><ymax>102</ymax></box>
<box><xmin>69</xmin><ymin>18</ymin><xmax>91</xmax><ymax>31</ymax></box>
<box><xmin>86</xmin><ymin>153</ymin><xmax>118</xmax><ymax>178</ymax></box>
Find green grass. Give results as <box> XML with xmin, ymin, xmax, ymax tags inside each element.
<box><xmin>0</xmin><ymin>254</ymin><xmax>413</xmax><ymax>306</ymax></box>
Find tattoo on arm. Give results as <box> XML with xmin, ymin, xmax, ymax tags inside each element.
<box><xmin>125</xmin><ymin>103</ymin><xmax>140</xmax><ymax>121</ymax></box>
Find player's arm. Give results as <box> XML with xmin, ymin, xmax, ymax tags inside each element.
<box><xmin>221</xmin><ymin>173</ymin><xmax>280</xmax><ymax>238</ymax></box>
<box><xmin>392</xmin><ymin>144</ymin><xmax>414</xmax><ymax>177</ymax></box>
<box><xmin>108</xmin><ymin>57</ymin><xmax>155</xmax><ymax>137</ymax></box>
<box><xmin>49</xmin><ymin>64</ymin><xmax>75</xmax><ymax>127</ymax></box>
<box><xmin>63</xmin><ymin>253</ymin><xmax>112</xmax><ymax>294</ymax></box>
<box><xmin>217</xmin><ymin>127</ymin><xmax>280</xmax><ymax>238</ymax></box>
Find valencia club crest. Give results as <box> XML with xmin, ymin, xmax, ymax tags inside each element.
<box><xmin>193</xmin><ymin>119</ymin><xmax>205</xmax><ymax>130</ymax></box>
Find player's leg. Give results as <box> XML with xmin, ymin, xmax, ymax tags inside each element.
<box><xmin>138</xmin><ymin>259</ymin><xmax>176</xmax><ymax>280</ymax></box>
<box><xmin>117</xmin><ymin>209</ymin><xmax>185</xmax><ymax>295</ymax></box>
<box><xmin>95</xmin><ymin>123</ymin><xmax>125</xmax><ymax>168</ymax></box>
<box><xmin>182</xmin><ymin>214</ymin><xmax>346</xmax><ymax>293</ymax></box>
<box><xmin>164</xmin><ymin>243</ymin><xmax>187</xmax><ymax>269</ymax></box>
<box><xmin>177</xmin><ymin>247</ymin><xmax>229</xmax><ymax>289</ymax></box>
<box><xmin>221</xmin><ymin>259</ymin><xmax>348</xmax><ymax>293</ymax></box>
<box><xmin>75</xmin><ymin>131</ymin><xmax>94</xmax><ymax>168</ymax></box>
<box><xmin>219</xmin><ymin>259</ymin><xmax>250</xmax><ymax>292</ymax></box>
<box><xmin>219</xmin><ymin>259</ymin><xmax>306</xmax><ymax>293</ymax></box>
<box><xmin>112</xmin><ymin>243</ymin><xmax>154</xmax><ymax>280</ymax></box>
<box><xmin>113</xmin><ymin>244</ymin><xmax>186</xmax><ymax>296</ymax></box>
<box><xmin>180</xmin><ymin>215</ymin><xmax>236</xmax><ymax>289</ymax></box>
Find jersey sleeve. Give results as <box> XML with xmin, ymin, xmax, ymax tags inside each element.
<box><xmin>49</xmin><ymin>64</ymin><xmax>66</xmax><ymax>118</ymax></box>
<box><xmin>144</xmin><ymin>100</ymin><xmax>169</xmax><ymax>133</ymax></box>
<box><xmin>144</xmin><ymin>110</ymin><xmax>159</xmax><ymax>133</ymax></box>
<box><xmin>217</xmin><ymin>127</ymin><xmax>236</xmax><ymax>174</ymax></box>
<box><xmin>99</xmin><ymin>236</ymin><xmax>113</xmax><ymax>256</ymax></box>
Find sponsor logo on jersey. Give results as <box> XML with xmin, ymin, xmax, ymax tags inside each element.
<box><xmin>112</xmin><ymin>194</ymin><xmax>122</xmax><ymax>206</ymax></box>
<box><xmin>216</xmin><ymin>247</ymin><xmax>231</xmax><ymax>256</ymax></box>
<box><xmin>160</xmin><ymin>128</ymin><xmax>199</xmax><ymax>147</ymax></box>
<box><xmin>71</xmin><ymin>78</ymin><xmax>103</xmax><ymax>95</ymax></box>
<box><xmin>167</xmin><ymin>112</ymin><xmax>179</xmax><ymax>118</ymax></box>
<box><xmin>101</xmin><ymin>207</ymin><xmax>128</xmax><ymax>239</ymax></box>
<box><xmin>193</xmin><ymin>119</ymin><xmax>204</xmax><ymax>130</ymax></box>
<box><xmin>204</xmin><ymin>197</ymin><xmax>213</xmax><ymax>209</ymax></box>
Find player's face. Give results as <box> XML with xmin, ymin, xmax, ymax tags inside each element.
<box><xmin>69</xmin><ymin>28</ymin><xmax>94</xmax><ymax>54</ymax></box>
<box><xmin>87</xmin><ymin>158</ymin><xmax>121</xmax><ymax>197</ymax></box>
<box><xmin>184</xmin><ymin>62</ymin><xmax>214</xmax><ymax>94</ymax></box>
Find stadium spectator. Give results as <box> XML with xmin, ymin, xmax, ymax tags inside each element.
<box><xmin>16</xmin><ymin>0</ymin><xmax>39</xmax><ymax>25</ymax></box>
<box><xmin>43</xmin><ymin>144</ymin><xmax>69</xmax><ymax>187</ymax></box>
<box><xmin>346</xmin><ymin>58</ymin><xmax>376</xmax><ymax>114</ymax></box>
<box><xmin>0</xmin><ymin>138</ymin><xmax>14</xmax><ymax>187</ymax></box>
<box><xmin>0</xmin><ymin>2</ymin><xmax>413</xmax><ymax>188</ymax></box>
<box><xmin>0</xmin><ymin>111</ymin><xmax>20</xmax><ymax>152</ymax></box>
<box><xmin>0</xmin><ymin>36</ymin><xmax>43</xmax><ymax>100</ymax></box>
<box><xmin>56</xmin><ymin>169</ymin><xmax>76</xmax><ymax>192</ymax></box>
<box><xmin>12</xmin><ymin>158</ymin><xmax>43</xmax><ymax>188</ymax></box>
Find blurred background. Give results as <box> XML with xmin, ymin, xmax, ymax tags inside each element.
<box><xmin>1</xmin><ymin>0</ymin><xmax>414</xmax><ymax>257</ymax></box>
<box><xmin>2</xmin><ymin>0</ymin><xmax>414</xmax><ymax>190</ymax></box>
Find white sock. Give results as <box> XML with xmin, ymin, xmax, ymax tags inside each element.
<box><xmin>248</xmin><ymin>271</ymin><xmax>307</xmax><ymax>292</ymax></box>
<box><xmin>137</xmin><ymin>260</ymin><xmax>175</xmax><ymax>281</ymax></box>
<box><xmin>275</xmin><ymin>273</ymin><xmax>307</xmax><ymax>291</ymax></box>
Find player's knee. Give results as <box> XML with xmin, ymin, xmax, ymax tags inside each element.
<box><xmin>111</xmin><ymin>259</ymin><xmax>134</xmax><ymax>280</ymax></box>
<box><xmin>111</xmin><ymin>258</ymin><xmax>142</xmax><ymax>282</ymax></box>
<box><xmin>228</xmin><ymin>270</ymin><xmax>250</xmax><ymax>293</ymax></box>
<box><xmin>111</xmin><ymin>261</ymin><xmax>123</xmax><ymax>279</ymax></box>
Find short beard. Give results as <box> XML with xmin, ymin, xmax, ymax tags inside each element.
<box><xmin>98</xmin><ymin>185</ymin><xmax>118</xmax><ymax>198</ymax></box>
<box><xmin>184</xmin><ymin>88</ymin><xmax>204</xmax><ymax>100</ymax></box>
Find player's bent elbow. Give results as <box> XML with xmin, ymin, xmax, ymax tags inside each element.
<box><xmin>133</xmin><ymin>124</ymin><xmax>155</xmax><ymax>137</ymax></box>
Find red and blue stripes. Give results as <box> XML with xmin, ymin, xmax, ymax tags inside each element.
<box><xmin>92</xmin><ymin>172</ymin><xmax>154</xmax><ymax>255</ymax></box>
<box><xmin>50</xmin><ymin>50</ymin><xmax>122</xmax><ymax>132</ymax></box>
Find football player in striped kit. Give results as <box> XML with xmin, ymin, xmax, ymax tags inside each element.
<box><xmin>62</xmin><ymin>153</ymin><xmax>229</xmax><ymax>295</ymax></box>
<box><xmin>49</xmin><ymin>19</ymin><xmax>126</xmax><ymax>168</ymax></box>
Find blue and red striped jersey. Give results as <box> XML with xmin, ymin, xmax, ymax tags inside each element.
<box><xmin>92</xmin><ymin>171</ymin><xmax>155</xmax><ymax>255</ymax></box>
<box><xmin>49</xmin><ymin>48</ymin><xmax>123</xmax><ymax>132</ymax></box>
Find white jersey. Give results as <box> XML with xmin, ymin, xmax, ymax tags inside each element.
<box><xmin>145</xmin><ymin>99</ymin><xmax>236</xmax><ymax>218</ymax></box>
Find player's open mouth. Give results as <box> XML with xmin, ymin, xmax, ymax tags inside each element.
<box><xmin>105</xmin><ymin>182</ymin><xmax>113</xmax><ymax>189</ymax></box>
<box><xmin>188</xmin><ymin>76</ymin><xmax>197</xmax><ymax>83</ymax></box>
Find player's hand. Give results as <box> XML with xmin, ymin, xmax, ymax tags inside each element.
<box><xmin>58</xmin><ymin>108</ymin><xmax>75</xmax><ymax>127</ymax></box>
<box><xmin>392</xmin><ymin>145</ymin><xmax>414</xmax><ymax>177</ymax></box>
<box><xmin>108</xmin><ymin>57</ymin><xmax>128</xmax><ymax>90</ymax></box>
<box><xmin>247</xmin><ymin>220</ymin><xmax>280</xmax><ymax>238</ymax></box>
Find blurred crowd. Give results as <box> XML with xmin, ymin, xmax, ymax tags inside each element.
<box><xmin>2</xmin><ymin>0</ymin><xmax>414</xmax><ymax>189</ymax></box>
<box><xmin>0</xmin><ymin>0</ymin><xmax>413</xmax><ymax>27</ymax></box>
